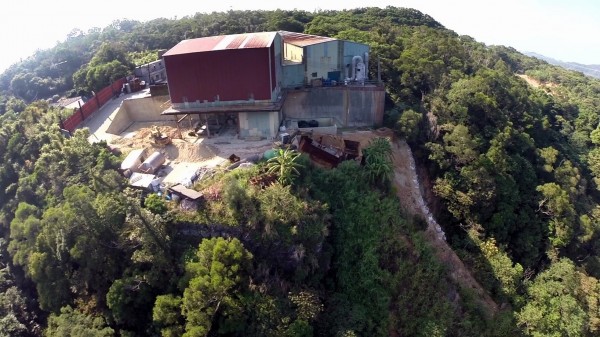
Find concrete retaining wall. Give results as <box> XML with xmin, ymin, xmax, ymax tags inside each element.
<box><xmin>124</xmin><ymin>95</ymin><xmax>171</xmax><ymax>122</ymax></box>
<box><xmin>106</xmin><ymin>95</ymin><xmax>172</xmax><ymax>134</ymax></box>
<box><xmin>239</xmin><ymin>110</ymin><xmax>279</xmax><ymax>139</ymax></box>
<box><xmin>282</xmin><ymin>86</ymin><xmax>384</xmax><ymax>127</ymax></box>
<box><xmin>105</xmin><ymin>104</ymin><xmax>130</xmax><ymax>134</ymax></box>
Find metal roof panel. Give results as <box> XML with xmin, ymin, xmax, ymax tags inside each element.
<box><xmin>163</xmin><ymin>32</ymin><xmax>276</xmax><ymax>56</ymax></box>
<box><xmin>279</xmin><ymin>31</ymin><xmax>336</xmax><ymax>47</ymax></box>
<box><xmin>163</xmin><ymin>36</ymin><xmax>224</xmax><ymax>56</ymax></box>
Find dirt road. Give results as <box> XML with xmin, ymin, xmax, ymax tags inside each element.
<box><xmin>391</xmin><ymin>140</ymin><xmax>499</xmax><ymax>316</ymax></box>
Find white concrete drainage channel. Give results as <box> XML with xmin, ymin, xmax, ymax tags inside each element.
<box><xmin>404</xmin><ymin>144</ymin><xmax>447</xmax><ymax>241</ymax></box>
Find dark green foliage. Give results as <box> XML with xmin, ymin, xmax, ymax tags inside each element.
<box><xmin>266</xmin><ymin>149</ymin><xmax>302</xmax><ymax>185</ymax></box>
<box><xmin>153</xmin><ymin>237</ymin><xmax>253</xmax><ymax>337</ymax></box>
<box><xmin>106</xmin><ymin>277</ymin><xmax>156</xmax><ymax>330</ymax></box>
<box><xmin>309</xmin><ymin>161</ymin><xmax>396</xmax><ymax>336</ymax></box>
<box><xmin>73</xmin><ymin>42</ymin><xmax>134</xmax><ymax>93</ymax></box>
<box><xmin>387</xmin><ymin>233</ymin><xmax>455</xmax><ymax>336</ymax></box>
<box><xmin>45</xmin><ymin>306</ymin><xmax>114</xmax><ymax>337</ymax></box>
<box><xmin>517</xmin><ymin>259</ymin><xmax>600</xmax><ymax>336</ymax></box>
<box><xmin>0</xmin><ymin>6</ymin><xmax>600</xmax><ymax>337</ymax></box>
<box><xmin>153</xmin><ymin>294</ymin><xmax>184</xmax><ymax>337</ymax></box>
<box><xmin>144</xmin><ymin>194</ymin><xmax>168</xmax><ymax>215</ymax></box>
<box><xmin>362</xmin><ymin>137</ymin><xmax>394</xmax><ymax>185</ymax></box>
<box><xmin>0</xmin><ymin>255</ymin><xmax>40</xmax><ymax>336</ymax></box>
<box><xmin>396</xmin><ymin>108</ymin><xmax>423</xmax><ymax>142</ymax></box>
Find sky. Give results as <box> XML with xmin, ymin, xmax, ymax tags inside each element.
<box><xmin>1</xmin><ymin>0</ymin><xmax>599</xmax><ymax>72</ymax></box>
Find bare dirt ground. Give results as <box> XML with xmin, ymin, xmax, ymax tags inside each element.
<box><xmin>109</xmin><ymin>123</ymin><xmax>274</xmax><ymax>184</ymax></box>
<box><xmin>391</xmin><ymin>140</ymin><xmax>499</xmax><ymax>316</ymax></box>
<box><xmin>111</xmin><ymin>124</ymin><xmax>220</xmax><ymax>162</ymax></box>
<box><xmin>517</xmin><ymin>74</ymin><xmax>558</xmax><ymax>92</ymax></box>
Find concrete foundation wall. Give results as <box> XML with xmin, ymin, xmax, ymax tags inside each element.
<box><xmin>124</xmin><ymin>95</ymin><xmax>171</xmax><ymax>122</ymax></box>
<box><xmin>239</xmin><ymin>111</ymin><xmax>278</xmax><ymax>139</ymax></box>
<box><xmin>106</xmin><ymin>95</ymin><xmax>172</xmax><ymax>134</ymax></box>
<box><xmin>282</xmin><ymin>86</ymin><xmax>384</xmax><ymax>127</ymax></box>
<box><xmin>105</xmin><ymin>104</ymin><xmax>131</xmax><ymax>134</ymax></box>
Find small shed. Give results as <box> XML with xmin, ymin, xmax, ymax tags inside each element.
<box><xmin>168</xmin><ymin>183</ymin><xmax>204</xmax><ymax>201</ymax></box>
<box><xmin>138</xmin><ymin>151</ymin><xmax>166</xmax><ymax>174</ymax></box>
<box><xmin>121</xmin><ymin>149</ymin><xmax>146</xmax><ymax>172</ymax></box>
<box><xmin>129</xmin><ymin>172</ymin><xmax>157</xmax><ymax>190</ymax></box>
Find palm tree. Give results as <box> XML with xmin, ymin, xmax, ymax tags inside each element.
<box><xmin>266</xmin><ymin>148</ymin><xmax>302</xmax><ymax>185</ymax></box>
<box><xmin>363</xmin><ymin>137</ymin><xmax>393</xmax><ymax>185</ymax></box>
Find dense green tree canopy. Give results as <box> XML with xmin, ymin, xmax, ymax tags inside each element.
<box><xmin>0</xmin><ymin>6</ymin><xmax>599</xmax><ymax>337</ymax></box>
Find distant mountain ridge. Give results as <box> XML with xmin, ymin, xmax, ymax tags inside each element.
<box><xmin>524</xmin><ymin>52</ymin><xmax>600</xmax><ymax>79</ymax></box>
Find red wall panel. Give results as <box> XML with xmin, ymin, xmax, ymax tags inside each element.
<box><xmin>270</xmin><ymin>44</ymin><xmax>276</xmax><ymax>91</ymax></box>
<box><xmin>60</xmin><ymin>77</ymin><xmax>126</xmax><ymax>132</ymax></box>
<box><xmin>63</xmin><ymin>113</ymin><xmax>82</xmax><ymax>132</ymax></box>
<box><xmin>97</xmin><ymin>86</ymin><xmax>113</xmax><ymax>107</ymax></box>
<box><xmin>164</xmin><ymin>48</ymin><xmax>274</xmax><ymax>104</ymax></box>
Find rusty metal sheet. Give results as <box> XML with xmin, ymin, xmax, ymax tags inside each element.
<box><xmin>164</xmin><ymin>32</ymin><xmax>276</xmax><ymax>56</ymax></box>
<box><xmin>279</xmin><ymin>31</ymin><xmax>335</xmax><ymax>47</ymax></box>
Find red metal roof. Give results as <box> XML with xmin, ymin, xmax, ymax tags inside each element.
<box><xmin>163</xmin><ymin>32</ymin><xmax>277</xmax><ymax>56</ymax></box>
<box><xmin>279</xmin><ymin>31</ymin><xmax>336</xmax><ymax>47</ymax></box>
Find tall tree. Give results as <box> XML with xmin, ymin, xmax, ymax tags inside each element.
<box><xmin>517</xmin><ymin>259</ymin><xmax>600</xmax><ymax>337</ymax></box>
<box><xmin>180</xmin><ymin>237</ymin><xmax>253</xmax><ymax>336</ymax></box>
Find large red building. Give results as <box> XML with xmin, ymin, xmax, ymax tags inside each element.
<box><xmin>161</xmin><ymin>31</ymin><xmax>382</xmax><ymax>140</ymax></box>
<box><xmin>163</xmin><ymin>31</ymin><xmax>282</xmax><ymax>106</ymax></box>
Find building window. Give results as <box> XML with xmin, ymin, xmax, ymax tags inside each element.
<box><xmin>311</xmin><ymin>72</ymin><xmax>318</xmax><ymax>78</ymax></box>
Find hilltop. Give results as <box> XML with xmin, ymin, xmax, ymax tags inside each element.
<box><xmin>1</xmin><ymin>6</ymin><xmax>600</xmax><ymax>337</ymax></box>
<box><xmin>525</xmin><ymin>51</ymin><xmax>600</xmax><ymax>79</ymax></box>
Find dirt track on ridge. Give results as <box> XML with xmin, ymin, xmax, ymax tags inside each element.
<box><xmin>391</xmin><ymin>140</ymin><xmax>499</xmax><ymax>316</ymax></box>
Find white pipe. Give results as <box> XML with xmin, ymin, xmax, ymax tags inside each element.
<box><xmin>364</xmin><ymin>52</ymin><xmax>369</xmax><ymax>80</ymax></box>
<box><xmin>351</xmin><ymin>55</ymin><xmax>363</xmax><ymax>80</ymax></box>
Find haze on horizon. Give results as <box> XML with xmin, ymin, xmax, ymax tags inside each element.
<box><xmin>1</xmin><ymin>0</ymin><xmax>598</xmax><ymax>72</ymax></box>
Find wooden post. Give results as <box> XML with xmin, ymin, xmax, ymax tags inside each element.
<box><xmin>177</xmin><ymin>114</ymin><xmax>189</xmax><ymax>139</ymax></box>
<box><xmin>205</xmin><ymin>114</ymin><xmax>210</xmax><ymax>138</ymax></box>
<box><xmin>78</xmin><ymin>100</ymin><xmax>84</xmax><ymax>121</ymax></box>
<box><xmin>174</xmin><ymin>114</ymin><xmax>182</xmax><ymax>139</ymax></box>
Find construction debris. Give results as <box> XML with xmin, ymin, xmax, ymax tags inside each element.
<box><xmin>298</xmin><ymin>133</ymin><xmax>362</xmax><ymax>168</ymax></box>
<box><xmin>150</xmin><ymin>125</ymin><xmax>172</xmax><ymax>146</ymax></box>
<box><xmin>169</xmin><ymin>183</ymin><xmax>204</xmax><ymax>201</ymax></box>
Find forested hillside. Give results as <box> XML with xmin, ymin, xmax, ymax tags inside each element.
<box><xmin>2</xmin><ymin>6</ymin><xmax>600</xmax><ymax>337</ymax></box>
<box><xmin>525</xmin><ymin>52</ymin><xmax>600</xmax><ymax>79</ymax></box>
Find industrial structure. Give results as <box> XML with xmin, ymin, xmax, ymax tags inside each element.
<box><xmin>279</xmin><ymin>31</ymin><xmax>370</xmax><ymax>87</ymax></box>
<box><xmin>134</xmin><ymin>50</ymin><xmax>168</xmax><ymax>85</ymax></box>
<box><xmin>159</xmin><ymin>31</ymin><xmax>384</xmax><ymax>140</ymax></box>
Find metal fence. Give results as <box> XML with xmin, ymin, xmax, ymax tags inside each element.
<box><xmin>60</xmin><ymin>78</ymin><xmax>127</xmax><ymax>132</ymax></box>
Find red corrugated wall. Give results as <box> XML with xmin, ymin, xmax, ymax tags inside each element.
<box><xmin>62</xmin><ymin>112</ymin><xmax>82</xmax><ymax>132</ymax></box>
<box><xmin>270</xmin><ymin>44</ymin><xmax>276</xmax><ymax>92</ymax></box>
<box><xmin>61</xmin><ymin>78</ymin><xmax>126</xmax><ymax>132</ymax></box>
<box><xmin>164</xmin><ymin>47</ymin><xmax>275</xmax><ymax>104</ymax></box>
